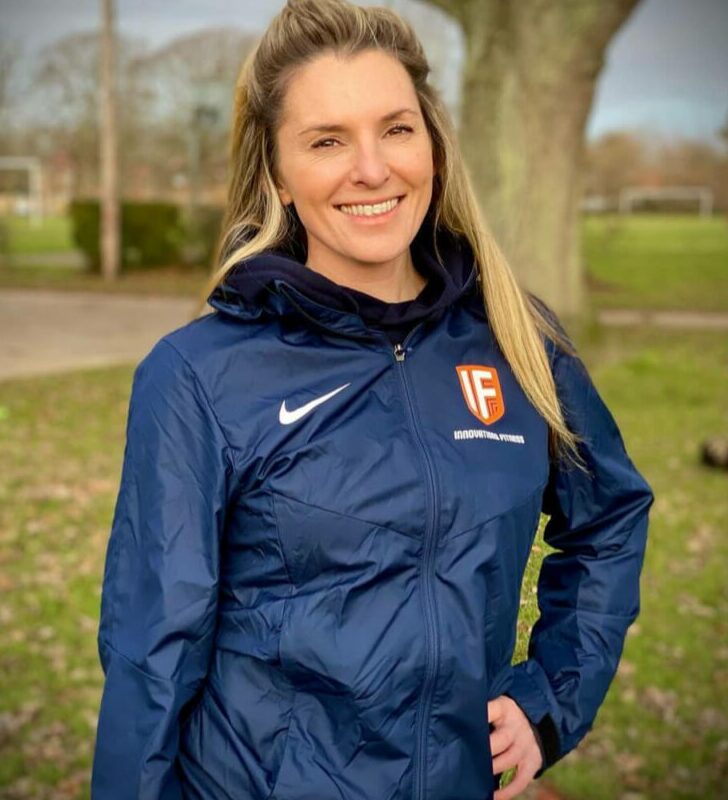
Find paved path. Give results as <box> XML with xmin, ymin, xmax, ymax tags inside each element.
<box><xmin>2</xmin><ymin>288</ymin><xmax>728</xmax><ymax>382</ymax></box>
<box><xmin>598</xmin><ymin>308</ymin><xmax>728</xmax><ymax>330</ymax></box>
<box><xmin>0</xmin><ymin>289</ymin><xmax>198</xmax><ymax>381</ymax></box>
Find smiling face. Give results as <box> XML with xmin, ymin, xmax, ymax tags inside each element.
<box><xmin>273</xmin><ymin>49</ymin><xmax>435</xmax><ymax>286</ymax></box>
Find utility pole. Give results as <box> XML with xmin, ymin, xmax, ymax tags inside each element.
<box><xmin>100</xmin><ymin>0</ymin><xmax>120</xmax><ymax>280</ymax></box>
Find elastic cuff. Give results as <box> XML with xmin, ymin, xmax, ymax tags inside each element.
<box><xmin>531</xmin><ymin>712</ymin><xmax>561</xmax><ymax>777</ymax></box>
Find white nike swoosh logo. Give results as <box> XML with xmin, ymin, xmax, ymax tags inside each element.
<box><xmin>279</xmin><ymin>382</ymin><xmax>351</xmax><ymax>425</ymax></box>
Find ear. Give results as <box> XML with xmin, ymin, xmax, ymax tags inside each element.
<box><xmin>277</xmin><ymin>184</ymin><xmax>293</xmax><ymax>206</ymax></box>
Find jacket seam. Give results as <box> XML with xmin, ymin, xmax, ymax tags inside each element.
<box><xmin>439</xmin><ymin>480</ymin><xmax>549</xmax><ymax>547</ymax></box>
<box><xmin>268</xmin><ymin>488</ymin><xmax>417</xmax><ymax>541</ymax></box>
<box><xmin>99</xmin><ymin>636</ymin><xmax>198</xmax><ymax>689</ymax></box>
<box><xmin>271</xmin><ymin>492</ymin><xmax>296</xmax><ymax>588</ymax></box>
<box><xmin>264</xmin><ymin>689</ymin><xmax>299</xmax><ymax>800</ymax></box>
<box><xmin>541</xmin><ymin>603</ymin><xmax>638</xmax><ymax>621</ymax></box>
<box><xmin>160</xmin><ymin>339</ymin><xmax>241</xmax><ymax>476</ymax></box>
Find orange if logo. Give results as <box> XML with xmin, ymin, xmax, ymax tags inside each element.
<box><xmin>456</xmin><ymin>365</ymin><xmax>505</xmax><ymax>425</ymax></box>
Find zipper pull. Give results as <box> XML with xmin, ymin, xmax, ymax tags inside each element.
<box><xmin>393</xmin><ymin>343</ymin><xmax>406</xmax><ymax>362</ymax></box>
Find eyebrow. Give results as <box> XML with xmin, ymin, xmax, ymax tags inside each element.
<box><xmin>296</xmin><ymin>107</ymin><xmax>419</xmax><ymax>137</ymax></box>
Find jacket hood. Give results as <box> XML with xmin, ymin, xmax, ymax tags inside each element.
<box><xmin>206</xmin><ymin>213</ymin><xmax>484</xmax><ymax>338</ymax></box>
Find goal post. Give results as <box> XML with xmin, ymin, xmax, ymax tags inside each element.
<box><xmin>0</xmin><ymin>156</ymin><xmax>44</xmax><ymax>223</ymax></box>
<box><xmin>618</xmin><ymin>186</ymin><xmax>714</xmax><ymax>216</ymax></box>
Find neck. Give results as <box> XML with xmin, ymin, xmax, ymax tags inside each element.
<box><xmin>305</xmin><ymin>249</ymin><xmax>426</xmax><ymax>302</ymax></box>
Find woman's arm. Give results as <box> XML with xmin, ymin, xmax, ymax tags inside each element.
<box><xmin>504</xmin><ymin>330</ymin><xmax>654</xmax><ymax>778</ymax></box>
<box><xmin>91</xmin><ymin>339</ymin><xmax>236</xmax><ymax>800</ymax></box>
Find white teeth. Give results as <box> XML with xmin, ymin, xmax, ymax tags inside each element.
<box><xmin>339</xmin><ymin>197</ymin><xmax>401</xmax><ymax>217</ymax></box>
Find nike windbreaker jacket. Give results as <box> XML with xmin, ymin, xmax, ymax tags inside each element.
<box><xmin>91</xmin><ymin>221</ymin><xmax>654</xmax><ymax>800</ymax></box>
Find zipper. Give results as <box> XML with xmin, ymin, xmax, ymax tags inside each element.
<box><xmin>276</xmin><ymin>287</ymin><xmax>441</xmax><ymax>795</ymax></box>
<box><xmin>391</xmin><ymin>329</ymin><xmax>440</xmax><ymax>800</ymax></box>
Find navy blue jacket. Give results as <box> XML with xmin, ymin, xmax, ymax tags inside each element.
<box><xmin>92</xmin><ymin>222</ymin><xmax>653</xmax><ymax>799</ymax></box>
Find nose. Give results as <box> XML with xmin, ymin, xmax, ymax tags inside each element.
<box><xmin>348</xmin><ymin>138</ymin><xmax>391</xmax><ymax>186</ymax></box>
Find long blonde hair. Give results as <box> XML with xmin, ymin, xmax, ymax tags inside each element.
<box><xmin>194</xmin><ymin>0</ymin><xmax>583</xmax><ymax>466</ymax></box>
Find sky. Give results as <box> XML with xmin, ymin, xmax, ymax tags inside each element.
<box><xmin>1</xmin><ymin>0</ymin><xmax>727</xmax><ymax>144</ymax></box>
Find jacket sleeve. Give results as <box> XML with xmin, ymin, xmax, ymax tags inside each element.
<box><xmin>91</xmin><ymin>339</ymin><xmax>236</xmax><ymax>800</ymax></box>
<box><xmin>504</xmin><ymin>333</ymin><xmax>654</xmax><ymax>778</ymax></box>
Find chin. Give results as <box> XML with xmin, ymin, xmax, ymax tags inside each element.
<box><xmin>345</xmin><ymin>247</ymin><xmax>408</xmax><ymax>266</ymax></box>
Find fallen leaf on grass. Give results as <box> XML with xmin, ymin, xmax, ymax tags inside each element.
<box><xmin>640</xmin><ymin>685</ymin><xmax>680</xmax><ymax>724</ymax></box>
<box><xmin>615</xmin><ymin>752</ymin><xmax>644</xmax><ymax>774</ymax></box>
<box><xmin>698</xmin><ymin>707</ymin><xmax>727</xmax><ymax>730</ymax></box>
<box><xmin>53</xmin><ymin>770</ymin><xmax>89</xmax><ymax>800</ymax></box>
<box><xmin>617</xmin><ymin>659</ymin><xmax>636</xmax><ymax>679</ymax></box>
<box><xmin>677</xmin><ymin>593</ymin><xmax>716</xmax><ymax>618</ymax></box>
<box><xmin>0</xmin><ymin>701</ymin><xmax>42</xmax><ymax>746</ymax></box>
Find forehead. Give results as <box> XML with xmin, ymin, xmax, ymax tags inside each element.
<box><xmin>278</xmin><ymin>50</ymin><xmax>420</xmax><ymax>131</ymax></box>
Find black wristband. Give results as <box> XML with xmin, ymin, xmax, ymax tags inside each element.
<box><xmin>531</xmin><ymin>712</ymin><xmax>561</xmax><ymax>778</ymax></box>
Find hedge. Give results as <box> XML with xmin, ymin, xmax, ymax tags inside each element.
<box><xmin>69</xmin><ymin>200</ymin><xmax>186</xmax><ymax>271</ymax></box>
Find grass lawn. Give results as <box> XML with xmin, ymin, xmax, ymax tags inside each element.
<box><xmin>1</xmin><ymin>326</ymin><xmax>726</xmax><ymax>798</ymax></box>
<box><xmin>2</xmin><ymin>213</ymin><xmax>728</xmax><ymax>313</ymax></box>
<box><xmin>585</xmin><ymin>214</ymin><xmax>728</xmax><ymax>313</ymax></box>
<box><xmin>536</xmin><ymin>327</ymin><xmax>728</xmax><ymax>800</ymax></box>
<box><xmin>0</xmin><ymin>215</ymin><xmax>75</xmax><ymax>254</ymax></box>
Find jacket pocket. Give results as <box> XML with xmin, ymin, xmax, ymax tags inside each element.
<box><xmin>178</xmin><ymin>649</ymin><xmax>299</xmax><ymax>798</ymax></box>
<box><xmin>266</xmin><ymin>688</ymin><xmax>300</xmax><ymax>800</ymax></box>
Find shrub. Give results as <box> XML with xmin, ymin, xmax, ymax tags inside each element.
<box><xmin>69</xmin><ymin>200</ymin><xmax>185</xmax><ymax>271</ymax></box>
<box><xmin>182</xmin><ymin>205</ymin><xmax>225</xmax><ymax>268</ymax></box>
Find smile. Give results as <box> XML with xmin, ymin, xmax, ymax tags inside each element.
<box><xmin>337</xmin><ymin>195</ymin><xmax>404</xmax><ymax>218</ymax></box>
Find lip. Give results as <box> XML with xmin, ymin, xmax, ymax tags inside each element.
<box><xmin>336</xmin><ymin>194</ymin><xmax>405</xmax><ymax>222</ymax></box>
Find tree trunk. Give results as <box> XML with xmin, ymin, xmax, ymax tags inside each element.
<box><xmin>428</xmin><ymin>0</ymin><xmax>640</xmax><ymax>317</ymax></box>
<box><xmin>100</xmin><ymin>0</ymin><xmax>120</xmax><ymax>281</ymax></box>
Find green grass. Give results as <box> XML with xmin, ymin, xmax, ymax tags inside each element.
<box><xmin>0</xmin><ymin>215</ymin><xmax>75</xmax><ymax>254</ymax></box>
<box><xmin>1</xmin><ymin>328</ymin><xmax>727</xmax><ymax>798</ymax></box>
<box><xmin>584</xmin><ymin>214</ymin><xmax>728</xmax><ymax>312</ymax></box>
<box><xmin>532</xmin><ymin>327</ymin><xmax>728</xmax><ymax>799</ymax></box>
<box><xmin>3</xmin><ymin>213</ymin><xmax>728</xmax><ymax>312</ymax></box>
<box><xmin>0</xmin><ymin>365</ymin><xmax>132</xmax><ymax>798</ymax></box>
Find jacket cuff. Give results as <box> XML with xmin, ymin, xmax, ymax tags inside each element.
<box><xmin>527</xmin><ymin>713</ymin><xmax>561</xmax><ymax>778</ymax></box>
<box><xmin>504</xmin><ymin>660</ymin><xmax>563</xmax><ymax>777</ymax></box>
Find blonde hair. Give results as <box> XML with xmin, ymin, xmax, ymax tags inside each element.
<box><xmin>194</xmin><ymin>0</ymin><xmax>583</xmax><ymax>466</ymax></box>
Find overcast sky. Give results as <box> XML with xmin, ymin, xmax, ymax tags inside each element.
<box><xmin>2</xmin><ymin>0</ymin><xmax>727</xmax><ymax>144</ymax></box>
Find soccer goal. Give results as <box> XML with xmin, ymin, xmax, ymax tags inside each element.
<box><xmin>0</xmin><ymin>156</ymin><xmax>44</xmax><ymax>222</ymax></box>
<box><xmin>618</xmin><ymin>186</ymin><xmax>714</xmax><ymax>216</ymax></box>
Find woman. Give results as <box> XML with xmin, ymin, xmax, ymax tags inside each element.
<box><xmin>91</xmin><ymin>1</ymin><xmax>653</xmax><ymax>798</ymax></box>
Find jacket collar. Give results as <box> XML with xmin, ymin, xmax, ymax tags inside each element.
<box><xmin>207</xmin><ymin>213</ymin><xmax>485</xmax><ymax>338</ymax></box>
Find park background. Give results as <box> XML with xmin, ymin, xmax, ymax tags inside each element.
<box><xmin>1</xmin><ymin>0</ymin><xmax>727</xmax><ymax>798</ymax></box>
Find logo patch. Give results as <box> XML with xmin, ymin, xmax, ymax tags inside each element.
<box><xmin>456</xmin><ymin>365</ymin><xmax>505</xmax><ymax>426</ymax></box>
<box><xmin>279</xmin><ymin>382</ymin><xmax>351</xmax><ymax>425</ymax></box>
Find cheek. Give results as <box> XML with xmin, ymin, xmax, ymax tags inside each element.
<box><xmin>294</xmin><ymin>162</ymin><xmax>344</xmax><ymax>203</ymax></box>
<box><xmin>401</xmin><ymin>145</ymin><xmax>435</xmax><ymax>185</ymax></box>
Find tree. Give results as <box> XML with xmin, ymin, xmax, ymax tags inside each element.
<box><xmin>0</xmin><ymin>39</ymin><xmax>20</xmax><ymax>116</ymax></box>
<box><xmin>100</xmin><ymin>0</ymin><xmax>120</xmax><ymax>281</ymax></box>
<box><xmin>426</xmin><ymin>0</ymin><xmax>641</xmax><ymax>316</ymax></box>
<box><xmin>133</xmin><ymin>29</ymin><xmax>257</xmax><ymax>201</ymax></box>
<box><xmin>32</xmin><ymin>30</ymin><xmax>149</xmax><ymax>196</ymax></box>
<box><xmin>0</xmin><ymin>39</ymin><xmax>21</xmax><ymax>152</ymax></box>
<box><xmin>585</xmin><ymin>131</ymin><xmax>647</xmax><ymax>202</ymax></box>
